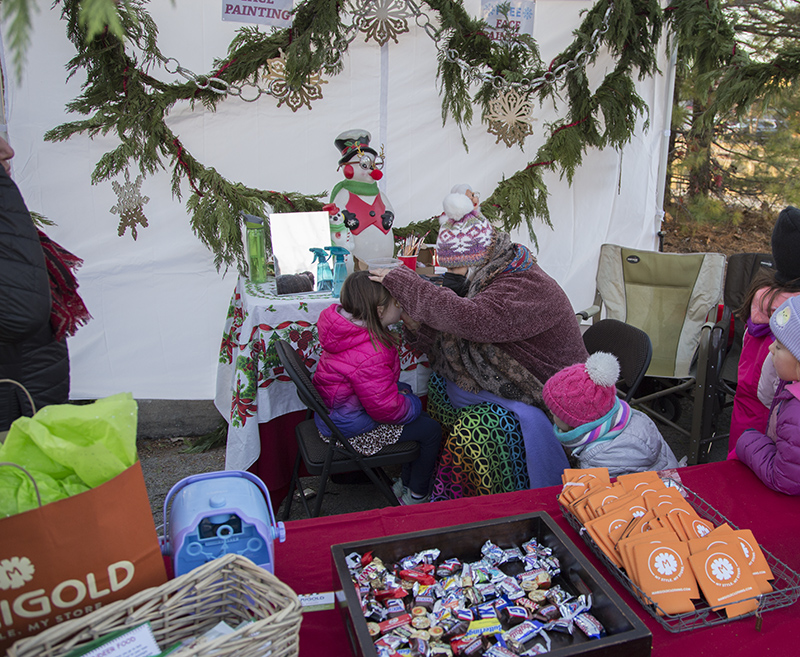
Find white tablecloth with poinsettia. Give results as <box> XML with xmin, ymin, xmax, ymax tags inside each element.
<box><xmin>215</xmin><ymin>276</ymin><xmax>431</xmax><ymax>473</ymax></box>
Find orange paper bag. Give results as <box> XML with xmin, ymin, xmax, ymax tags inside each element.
<box><xmin>0</xmin><ymin>462</ymin><xmax>167</xmax><ymax>653</ymax></box>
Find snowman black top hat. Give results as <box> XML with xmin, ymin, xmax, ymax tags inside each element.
<box><xmin>335</xmin><ymin>129</ymin><xmax>378</xmax><ymax>166</ymax></box>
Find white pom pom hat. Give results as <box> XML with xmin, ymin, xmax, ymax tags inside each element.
<box><xmin>542</xmin><ymin>352</ymin><xmax>621</xmax><ymax>428</ymax></box>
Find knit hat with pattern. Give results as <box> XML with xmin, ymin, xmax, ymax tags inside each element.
<box><xmin>770</xmin><ymin>296</ymin><xmax>800</xmax><ymax>363</ymax></box>
<box><xmin>543</xmin><ymin>352</ymin><xmax>620</xmax><ymax>428</ymax></box>
<box><xmin>772</xmin><ymin>206</ymin><xmax>800</xmax><ymax>285</ymax></box>
<box><xmin>436</xmin><ymin>193</ymin><xmax>495</xmax><ymax>269</ymax></box>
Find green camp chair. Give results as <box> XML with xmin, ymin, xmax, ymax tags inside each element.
<box><xmin>579</xmin><ymin>244</ymin><xmax>726</xmax><ymax>465</ymax></box>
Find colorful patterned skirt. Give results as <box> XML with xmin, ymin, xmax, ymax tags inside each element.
<box><xmin>427</xmin><ymin>373</ymin><xmax>530</xmax><ymax>501</ymax></box>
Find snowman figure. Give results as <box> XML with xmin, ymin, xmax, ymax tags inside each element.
<box><xmin>325</xmin><ymin>129</ymin><xmax>395</xmax><ymax>268</ymax></box>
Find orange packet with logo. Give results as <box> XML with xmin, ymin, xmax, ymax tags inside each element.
<box><xmin>662</xmin><ymin>505</ymin><xmax>699</xmax><ymax>542</ymax></box>
<box><xmin>596</xmin><ymin>490</ymin><xmax>649</xmax><ymax>518</ymax></box>
<box><xmin>616</xmin><ymin>471</ymin><xmax>666</xmax><ymax>496</ymax></box>
<box><xmin>690</xmin><ymin>531</ymin><xmax>774</xmax><ymax>594</ymax></box>
<box><xmin>733</xmin><ymin>529</ymin><xmax>774</xmax><ymax>594</ymax></box>
<box><xmin>678</xmin><ymin>511</ymin><xmax>715</xmax><ymax>540</ymax></box>
<box><xmin>688</xmin><ymin>540</ymin><xmax>761</xmax><ymax>618</ymax></box>
<box><xmin>619</xmin><ymin>509</ymin><xmax>658</xmax><ymax>542</ymax></box>
<box><xmin>618</xmin><ymin>528</ymin><xmax>680</xmax><ymax>583</ymax></box>
<box><xmin>568</xmin><ymin>479</ymin><xmax>612</xmax><ymax>525</ymax></box>
<box><xmin>584</xmin><ymin>506</ymin><xmax>641</xmax><ymax>568</ymax></box>
<box><xmin>584</xmin><ymin>482</ymin><xmax>627</xmax><ymax>518</ymax></box>
<box><xmin>632</xmin><ymin>539</ymin><xmax>699</xmax><ymax>615</ymax></box>
<box><xmin>559</xmin><ymin>469</ymin><xmax>610</xmax><ymax>506</ymax></box>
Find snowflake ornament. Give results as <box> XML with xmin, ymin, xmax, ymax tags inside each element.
<box><xmin>110</xmin><ymin>169</ymin><xmax>150</xmax><ymax>239</ymax></box>
<box><xmin>264</xmin><ymin>50</ymin><xmax>327</xmax><ymax>112</ymax></box>
<box><xmin>352</xmin><ymin>0</ymin><xmax>411</xmax><ymax>46</ymax></box>
<box><xmin>486</xmin><ymin>88</ymin><xmax>535</xmax><ymax>148</ymax></box>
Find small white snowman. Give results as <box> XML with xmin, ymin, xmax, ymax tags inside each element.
<box><xmin>326</xmin><ymin>129</ymin><xmax>395</xmax><ymax>269</ymax></box>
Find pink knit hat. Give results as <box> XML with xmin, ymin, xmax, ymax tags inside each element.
<box><xmin>542</xmin><ymin>352</ymin><xmax>620</xmax><ymax>428</ymax></box>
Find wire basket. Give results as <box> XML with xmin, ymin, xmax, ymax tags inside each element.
<box><xmin>559</xmin><ymin>479</ymin><xmax>800</xmax><ymax>632</ymax></box>
<box><xmin>8</xmin><ymin>554</ymin><xmax>302</xmax><ymax>657</ymax></box>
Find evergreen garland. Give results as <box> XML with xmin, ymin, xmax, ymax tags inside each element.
<box><xmin>40</xmin><ymin>0</ymin><xmax>800</xmax><ymax>270</ymax></box>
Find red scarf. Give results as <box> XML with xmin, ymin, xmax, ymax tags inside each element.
<box><xmin>37</xmin><ymin>230</ymin><xmax>92</xmax><ymax>341</ymax></box>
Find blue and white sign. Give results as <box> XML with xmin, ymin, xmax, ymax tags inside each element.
<box><xmin>481</xmin><ymin>0</ymin><xmax>536</xmax><ymax>40</ymax></box>
<box><xmin>222</xmin><ymin>0</ymin><xmax>293</xmax><ymax>28</ymax></box>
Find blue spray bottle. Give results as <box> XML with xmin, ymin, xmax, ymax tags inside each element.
<box><xmin>309</xmin><ymin>248</ymin><xmax>334</xmax><ymax>293</ymax></box>
<box><xmin>325</xmin><ymin>246</ymin><xmax>350</xmax><ymax>297</ymax></box>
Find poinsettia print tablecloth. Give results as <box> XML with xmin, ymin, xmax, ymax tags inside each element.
<box><xmin>215</xmin><ymin>276</ymin><xmax>430</xmax><ymax>471</ymax></box>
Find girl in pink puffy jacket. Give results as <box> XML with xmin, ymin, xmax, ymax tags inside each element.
<box><xmin>313</xmin><ymin>270</ymin><xmax>442</xmax><ymax>504</ymax></box>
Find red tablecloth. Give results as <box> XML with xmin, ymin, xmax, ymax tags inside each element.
<box><xmin>273</xmin><ymin>460</ymin><xmax>799</xmax><ymax>657</ymax></box>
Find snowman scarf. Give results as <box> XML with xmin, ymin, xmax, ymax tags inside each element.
<box><xmin>430</xmin><ymin>231</ymin><xmax>547</xmax><ymax>408</ymax></box>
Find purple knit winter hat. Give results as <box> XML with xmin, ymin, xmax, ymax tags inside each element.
<box><xmin>770</xmin><ymin>296</ymin><xmax>800</xmax><ymax>362</ymax></box>
<box><xmin>436</xmin><ymin>193</ymin><xmax>495</xmax><ymax>269</ymax></box>
<box><xmin>542</xmin><ymin>352</ymin><xmax>621</xmax><ymax>428</ymax></box>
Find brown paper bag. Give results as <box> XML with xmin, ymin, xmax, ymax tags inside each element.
<box><xmin>0</xmin><ymin>461</ymin><xmax>167</xmax><ymax>653</ymax></box>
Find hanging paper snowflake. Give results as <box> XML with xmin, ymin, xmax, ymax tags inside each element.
<box><xmin>264</xmin><ymin>50</ymin><xmax>327</xmax><ymax>112</ymax></box>
<box><xmin>352</xmin><ymin>0</ymin><xmax>411</xmax><ymax>46</ymax></box>
<box><xmin>485</xmin><ymin>88</ymin><xmax>535</xmax><ymax>148</ymax></box>
<box><xmin>110</xmin><ymin>169</ymin><xmax>150</xmax><ymax>239</ymax></box>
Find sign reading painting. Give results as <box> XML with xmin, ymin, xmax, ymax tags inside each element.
<box><xmin>481</xmin><ymin>0</ymin><xmax>535</xmax><ymax>40</ymax></box>
<box><xmin>222</xmin><ymin>0</ymin><xmax>293</xmax><ymax>28</ymax></box>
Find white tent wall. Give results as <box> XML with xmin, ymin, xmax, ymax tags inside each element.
<box><xmin>3</xmin><ymin>0</ymin><xmax>672</xmax><ymax>401</ymax></box>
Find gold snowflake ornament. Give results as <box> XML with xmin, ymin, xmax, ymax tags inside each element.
<box><xmin>264</xmin><ymin>50</ymin><xmax>327</xmax><ymax>112</ymax></box>
<box><xmin>352</xmin><ymin>0</ymin><xmax>411</xmax><ymax>46</ymax></box>
<box><xmin>110</xmin><ymin>169</ymin><xmax>150</xmax><ymax>240</ymax></box>
<box><xmin>486</xmin><ymin>88</ymin><xmax>535</xmax><ymax>148</ymax></box>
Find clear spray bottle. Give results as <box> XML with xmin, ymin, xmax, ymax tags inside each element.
<box><xmin>325</xmin><ymin>246</ymin><xmax>350</xmax><ymax>297</ymax></box>
<box><xmin>309</xmin><ymin>248</ymin><xmax>334</xmax><ymax>293</ymax></box>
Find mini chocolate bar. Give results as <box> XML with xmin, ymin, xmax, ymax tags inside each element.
<box><xmin>574</xmin><ymin>611</ymin><xmax>606</xmax><ymax>639</ymax></box>
<box><xmin>484</xmin><ymin>644</ymin><xmax>518</xmax><ymax>657</ymax></box>
<box><xmin>503</xmin><ymin>619</ymin><xmax>545</xmax><ymax>646</ymax></box>
<box><xmin>451</xmin><ymin>634</ymin><xmax>485</xmax><ymax>656</ymax></box>
<box><xmin>533</xmin><ymin>603</ymin><xmax>559</xmax><ymax>622</ymax></box>
<box><xmin>436</xmin><ymin>558</ymin><xmax>463</xmax><ymax>577</ymax></box>
<box><xmin>499</xmin><ymin>605</ymin><xmax>530</xmax><ymax>626</ymax></box>
<box><xmin>379</xmin><ymin>612</ymin><xmax>412</xmax><ymax>634</ymax></box>
<box><xmin>386</xmin><ymin>598</ymin><xmax>407</xmax><ymax>617</ymax></box>
<box><xmin>481</xmin><ymin>540</ymin><xmax>506</xmax><ymax>565</ymax></box>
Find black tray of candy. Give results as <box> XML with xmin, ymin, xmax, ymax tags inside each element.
<box><xmin>331</xmin><ymin>511</ymin><xmax>651</xmax><ymax>657</ymax></box>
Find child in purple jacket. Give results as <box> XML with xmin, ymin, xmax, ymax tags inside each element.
<box><xmin>737</xmin><ymin>296</ymin><xmax>800</xmax><ymax>495</ymax></box>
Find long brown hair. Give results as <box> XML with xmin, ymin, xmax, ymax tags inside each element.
<box><xmin>737</xmin><ymin>269</ymin><xmax>800</xmax><ymax>322</ymax></box>
<box><xmin>339</xmin><ymin>270</ymin><xmax>396</xmax><ymax>349</ymax></box>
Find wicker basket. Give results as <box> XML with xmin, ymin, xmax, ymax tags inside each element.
<box><xmin>8</xmin><ymin>554</ymin><xmax>302</xmax><ymax>657</ymax></box>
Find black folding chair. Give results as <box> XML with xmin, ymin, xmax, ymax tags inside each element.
<box><xmin>274</xmin><ymin>340</ymin><xmax>420</xmax><ymax>519</ymax></box>
<box><xmin>581</xmin><ymin>318</ymin><xmax>653</xmax><ymax>402</ymax></box>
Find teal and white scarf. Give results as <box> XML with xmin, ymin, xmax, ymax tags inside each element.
<box><xmin>554</xmin><ymin>398</ymin><xmax>632</xmax><ymax>456</ymax></box>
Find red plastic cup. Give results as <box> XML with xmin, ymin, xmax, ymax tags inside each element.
<box><xmin>398</xmin><ymin>255</ymin><xmax>418</xmax><ymax>271</ymax></box>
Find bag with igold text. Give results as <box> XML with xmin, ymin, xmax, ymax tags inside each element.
<box><xmin>0</xmin><ymin>392</ymin><xmax>167</xmax><ymax>654</ymax></box>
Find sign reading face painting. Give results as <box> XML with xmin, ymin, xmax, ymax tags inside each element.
<box><xmin>222</xmin><ymin>0</ymin><xmax>293</xmax><ymax>28</ymax></box>
<box><xmin>481</xmin><ymin>0</ymin><xmax>535</xmax><ymax>40</ymax></box>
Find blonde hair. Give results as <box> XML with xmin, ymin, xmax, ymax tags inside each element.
<box><xmin>339</xmin><ymin>270</ymin><xmax>397</xmax><ymax>349</ymax></box>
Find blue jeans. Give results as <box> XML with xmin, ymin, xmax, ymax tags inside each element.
<box><xmin>396</xmin><ymin>412</ymin><xmax>442</xmax><ymax>495</ymax></box>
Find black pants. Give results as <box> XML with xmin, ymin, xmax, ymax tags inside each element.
<box><xmin>396</xmin><ymin>412</ymin><xmax>442</xmax><ymax>495</ymax></box>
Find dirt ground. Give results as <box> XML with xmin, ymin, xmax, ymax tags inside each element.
<box><xmin>661</xmin><ymin>209</ymin><xmax>773</xmax><ymax>257</ymax></box>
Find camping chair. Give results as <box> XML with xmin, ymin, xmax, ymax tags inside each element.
<box><xmin>581</xmin><ymin>318</ymin><xmax>652</xmax><ymax>402</ymax></box>
<box><xmin>689</xmin><ymin>252</ymin><xmax>776</xmax><ymax>461</ymax></box>
<box><xmin>579</xmin><ymin>244</ymin><xmax>726</xmax><ymax>465</ymax></box>
<box><xmin>274</xmin><ymin>339</ymin><xmax>420</xmax><ymax>519</ymax></box>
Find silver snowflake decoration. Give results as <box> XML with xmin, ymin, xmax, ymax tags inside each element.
<box><xmin>485</xmin><ymin>88</ymin><xmax>535</xmax><ymax>148</ymax></box>
<box><xmin>110</xmin><ymin>169</ymin><xmax>150</xmax><ymax>240</ymax></box>
<box><xmin>352</xmin><ymin>0</ymin><xmax>411</xmax><ymax>46</ymax></box>
<box><xmin>264</xmin><ymin>50</ymin><xmax>327</xmax><ymax>112</ymax></box>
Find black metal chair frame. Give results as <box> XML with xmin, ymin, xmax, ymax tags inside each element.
<box><xmin>274</xmin><ymin>339</ymin><xmax>420</xmax><ymax>519</ymax></box>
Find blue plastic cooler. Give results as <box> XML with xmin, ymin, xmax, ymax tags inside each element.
<box><xmin>162</xmin><ymin>470</ymin><xmax>286</xmax><ymax>577</ymax></box>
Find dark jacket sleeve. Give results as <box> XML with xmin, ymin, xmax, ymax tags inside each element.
<box><xmin>0</xmin><ymin>168</ymin><xmax>50</xmax><ymax>343</ymax></box>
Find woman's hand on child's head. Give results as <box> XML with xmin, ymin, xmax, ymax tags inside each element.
<box><xmin>368</xmin><ymin>268</ymin><xmax>392</xmax><ymax>285</ymax></box>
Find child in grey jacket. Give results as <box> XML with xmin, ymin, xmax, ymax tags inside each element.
<box><xmin>543</xmin><ymin>352</ymin><xmax>679</xmax><ymax>476</ymax></box>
